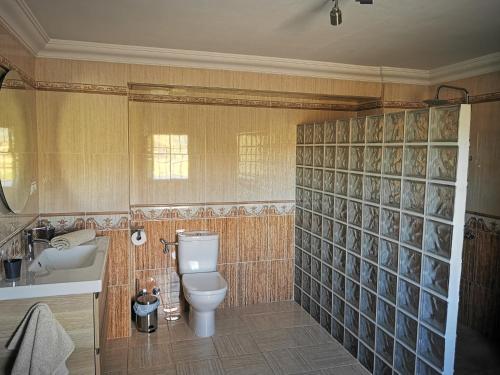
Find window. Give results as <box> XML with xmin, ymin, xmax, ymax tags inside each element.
<box><xmin>0</xmin><ymin>128</ymin><xmax>13</xmax><ymax>187</ymax></box>
<box><xmin>238</xmin><ymin>133</ymin><xmax>265</xmax><ymax>182</ymax></box>
<box><xmin>153</xmin><ymin>134</ymin><xmax>189</xmax><ymax>180</ymax></box>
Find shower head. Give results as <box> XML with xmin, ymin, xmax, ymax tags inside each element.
<box><xmin>423</xmin><ymin>84</ymin><xmax>469</xmax><ymax>107</ymax></box>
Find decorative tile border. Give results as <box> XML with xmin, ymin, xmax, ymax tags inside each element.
<box><xmin>237</xmin><ymin>203</ymin><xmax>269</xmax><ymax>217</ymax></box>
<box><xmin>39</xmin><ymin>214</ymin><xmax>86</xmax><ymax>233</ymax></box>
<box><xmin>0</xmin><ymin>55</ymin><xmax>36</xmax><ymax>88</ymax></box>
<box><xmin>0</xmin><ymin>215</ymin><xmax>38</xmax><ymax>249</ymax></box>
<box><xmin>0</xmin><ymin>233</ymin><xmax>22</xmax><ymax>259</ymax></box>
<box><xmin>2</xmin><ymin>78</ymin><xmax>30</xmax><ymax>90</ymax></box>
<box><xmin>130</xmin><ymin>206</ymin><xmax>170</xmax><ymax>221</ymax></box>
<box><xmin>40</xmin><ymin>212</ymin><xmax>130</xmax><ymax>232</ymax></box>
<box><xmin>465</xmin><ymin>211</ymin><xmax>500</xmax><ymax>234</ymax></box>
<box><xmin>36</xmin><ymin>81</ymin><xmax>128</xmax><ymax>96</ymax></box>
<box><xmin>1</xmin><ymin>55</ymin><xmax>498</xmax><ymax>110</ymax></box>
<box><xmin>129</xmin><ymin>93</ymin><xmax>356</xmax><ymax>111</ymax></box>
<box><xmin>170</xmin><ymin>205</ymin><xmax>205</xmax><ymax>220</ymax></box>
<box><xmin>469</xmin><ymin>91</ymin><xmax>500</xmax><ymax>104</ymax></box>
<box><xmin>86</xmin><ymin>213</ymin><xmax>129</xmax><ymax>231</ymax></box>
<box><xmin>204</xmin><ymin>204</ymin><xmax>239</xmax><ymax>218</ymax></box>
<box><xmin>268</xmin><ymin>201</ymin><xmax>296</xmax><ymax>215</ymax></box>
<box><xmin>130</xmin><ymin>201</ymin><xmax>294</xmax><ymax>220</ymax></box>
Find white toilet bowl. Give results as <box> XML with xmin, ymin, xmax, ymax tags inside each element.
<box><xmin>182</xmin><ymin>271</ymin><xmax>227</xmax><ymax>337</ymax></box>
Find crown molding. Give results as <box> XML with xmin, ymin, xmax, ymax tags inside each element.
<box><xmin>0</xmin><ymin>0</ymin><xmax>49</xmax><ymax>55</ymax></box>
<box><xmin>39</xmin><ymin>39</ymin><xmax>432</xmax><ymax>85</ymax></box>
<box><xmin>380</xmin><ymin>66</ymin><xmax>430</xmax><ymax>85</ymax></box>
<box><xmin>38</xmin><ymin>39</ymin><xmax>500</xmax><ymax>86</ymax></box>
<box><xmin>430</xmin><ymin>52</ymin><xmax>500</xmax><ymax>84</ymax></box>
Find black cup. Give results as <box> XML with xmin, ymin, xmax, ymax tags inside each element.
<box><xmin>3</xmin><ymin>259</ymin><xmax>22</xmax><ymax>280</ymax></box>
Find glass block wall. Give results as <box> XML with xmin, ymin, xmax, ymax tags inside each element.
<box><xmin>294</xmin><ymin>105</ymin><xmax>471</xmax><ymax>375</ymax></box>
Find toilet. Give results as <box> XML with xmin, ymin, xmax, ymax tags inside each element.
<box><xmin>178</xmin><ymin>231</ymin><xmax>227</xmax><ymax>337</ymax></box>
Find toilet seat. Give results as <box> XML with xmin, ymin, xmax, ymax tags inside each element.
<box><xmin>182</xmin><ymin>272</ymin><xmax>227</xmax><ymax>296</ymax></box>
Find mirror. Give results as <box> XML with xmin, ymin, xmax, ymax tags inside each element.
<box><xmin>0</xmin><ymin>66</ymin><xmax>37</xmax><ymax>215</ymax></box>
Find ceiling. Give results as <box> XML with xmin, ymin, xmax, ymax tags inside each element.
<box><xmin>23</xmin><ymin>0</ymin><xmax>500</xmax><ymax>70</ymax></box>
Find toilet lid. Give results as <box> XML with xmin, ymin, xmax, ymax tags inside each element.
<box><xmin>182</xmin><ymin>272</ymin><xmax>228</xmax><ymax>295</ymax></box>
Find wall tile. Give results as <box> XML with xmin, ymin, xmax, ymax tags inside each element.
<box><xmin>208</xmin><ymin>218</ymin><xmax>239</xmax><ymax>264</ymax></box>
<box><xmin>86</xmin><ymin>153</ymin><xmax>129</xmax><ymax>212</ymax></box>
<box><xmin>36</xmin><ymin>58</ymin><xmax>128</xmax><ymax>86</ymax></box>
<box><xmin>269</xmin><ymin>259</ymin><xmax>293</xmax><ymax>302</ymax></box>
<box><xmin>134</xmin><ymin>220</ymin><xmax>173</xmax><ymax>270</ymax></box>
<box><xmin>268</xmin><ymin>214</ymin><xmax>294</xmax><ymax>260</ymax></box>
<box><xmin>130</xmin><ymin>152</ymin><xmax>206</xmax><ymax>205</ymax></box>
<box><xmin>36</xmin><ymin>91</ymin><xmax>85</xmax><ymax>153</ymax></box>
<box><xmin>238</xmin><ymin>216</ymin><xmax>268</xmax><ymax>262</ymax></box>
<box><xmin>106</xmin><ymin>285</ymin><xmax>131</xmax><ymax>339</ymax></box>
<box><xmin>39</xmin><ymin>153</ymin><xmax>87</xmax><ymax>213</ymax></box>
<box><xmin>205</xmin><ymin>153</ymin><xmax>238</xmax><ymax>203</ymax></box>
<box><xmin>238</xmin><ymin>261</ymin><xmax>270</xmax><ymax>306</ymax></box>
<box><xmin>218</xmin><ymin>263</ymin><xmax>238</xmax><ymax>308</ymax></box>
<box><xmin>101</xmin><ymin>230</ymin><xmax>130</xmax><ymax>286</ymax></box>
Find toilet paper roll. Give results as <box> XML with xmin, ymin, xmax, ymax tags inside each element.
<box><xmin>131</xmin><ymin>230</ymin><xmax>147</xmax><ymax>246</ymax></box>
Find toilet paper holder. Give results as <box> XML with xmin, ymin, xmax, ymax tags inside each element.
<box><xmin>131</xmin><ymin>226</ymin><xmax>145</xmax><ymax>241</ymax></box>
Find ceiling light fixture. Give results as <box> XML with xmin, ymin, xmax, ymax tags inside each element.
<box><xmin>331</xmin><ymin>0</ymin><xmax>373</xmax><ymax>26</ymax></box>
<box><xmin>330</xmin><ymin>0</ymin><xmax>342</xmax><ymax>26</ymax></box>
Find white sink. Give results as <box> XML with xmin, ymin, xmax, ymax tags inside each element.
<box><xmin>28</xmin><ymin>244</ymin><xmax>98</xmax><ymax>274</ymax></box>
<box><xmin>0</xmin><ymin>237</ymin><xmax>109</xmax><ymax>301</ymax></box>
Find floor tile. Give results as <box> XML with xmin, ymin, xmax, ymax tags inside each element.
<box><xmin>263</xmin><ymin>348</ymin><xmax>312</xmax><ymax>375</ymax></box>
<box><xmin>102</xmin><ymin>346</ymin><xmax>128</xmax><ymax>372</ymax></box>
<box><xmin>104</xmin><ymin>337</ymin><xmax>129</xmax><ymax>351</ymax></box>
<box><xmin>172</xmin><ymin>338</ymin><xmax>218</xmax><ymax>362</ymax></box>
<box><xmin>251</xmin><ymin>327</ymin><xmax>298</xmax><ymax>352</ymax></box>
<box><xmin>214</xmin><ymin>315</ymin><xmax>250</xmax><ymax>336</ymax></box>
<box><xmin>127</xmin><ymin>343</ymin><xmax>173</xmax><ymax>370</ymax></box>
<box><xmin>127</xmin><ymin>365</ymin><xmax>177</xmax><ymax>375</ymax></box>
<box><xmin>129</xmin><ymin>324</ymin><xmax>172</xmax><ymax>348</ymax></box>
<box><xmin>176</xmin><ymin>358</ymin><xmax>224</xmax><ymax>375</ymax></box>
<box><xmin>294</xmin><ymin>344</ymin><xmax>357</xmax><ymax>370</ymax></box>
<box><xmin>168</xmin><ymin>321</ymin><xmax>200</xmax><ymax>341</ymax></box>
<box><xmin>213</xmin><ymin>333</ymin><xmax>260</xmax><ymax>357</ymax></box>
<box><xmin>291</xmin><ymin>325</ymin><xmax>335</xmax><ymax>347</ymax></box>
<box><xmin>319</xmin><ymin>364</ymin><xmax>371</xmax><ymax>374</ymax></box>
<box><xmin>102</xmin><ymin>370</ymin><xmax>127</xmax><ymax>375</ymax></box>
<box><xmin>238</xmin><ymin>301</ymin><xmax>302</xmax><ymax>316</ymax></box>
<box><xmin>221</xmin><ymin>353</ymin><xmax>274</xmax><ymax>375</ymax></box>
<box><xmin>455</xmin><ymin>325</ymin><xmax>500</xmax><ymax>375</ymax></box>
<box><xmin>244</xmin><ymin>310</ymin><xmax>314</xmax><ymax>331</ymax></box>
<box><xmin>102</xmin><ymin>301</ymin><xmax>369</xmax><ymax>375</ymax></box>
<box><xmin>216</xmin><ymin>307</ymin><xmax>242</xmax><ymax>318</ymax></box>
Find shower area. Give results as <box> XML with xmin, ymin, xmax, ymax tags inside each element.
<box><xmin>294</xmin><ymin>105</ymin><xmax>471</xmax><ymax>374</ymax></box>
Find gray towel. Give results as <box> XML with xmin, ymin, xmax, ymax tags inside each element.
<box><xmin>7</xmin><ymin>303</ymin><xmax>75</xmax><ymax>375</ymax></box>
<box><xmin>50</xmin><ymin>229</ymin><xmax>96</xmax><ymax>250</ymax></box>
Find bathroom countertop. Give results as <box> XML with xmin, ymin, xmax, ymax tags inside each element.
<box><xmin>0</xmin><ymin>236</ymin><xmax>109</xmax><ymax>301</ymax></box>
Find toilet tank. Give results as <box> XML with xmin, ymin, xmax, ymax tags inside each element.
<box><xmin>178</xmin><ymin>231</ymin><xmax>219</xmax><ymax>274</ymax></box>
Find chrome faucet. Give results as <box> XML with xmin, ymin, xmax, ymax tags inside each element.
<box><xmin>24</xmin><ymin>230</ymin><xmax>50</xmax><ymax>261</ymax></box>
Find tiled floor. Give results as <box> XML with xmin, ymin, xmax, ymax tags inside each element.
<box><xmin>454</xmin><ymin>325</ymin><xmax>500</xmax><ymax>375</ymax></box>
<box><xmin>102</xmin><ymin>301</ymin><xmax>369</xmax><ymax>375</ymax></box>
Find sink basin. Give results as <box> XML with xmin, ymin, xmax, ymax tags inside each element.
<box><xmin>0</xmin><ymin>237</ymin><xmax>109</xmax><ymax>301</ymax></box>
<box><xmin>28</xmin><ymin>244</ymin><xmax>98</xmax><ymax>273</ymax></box>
